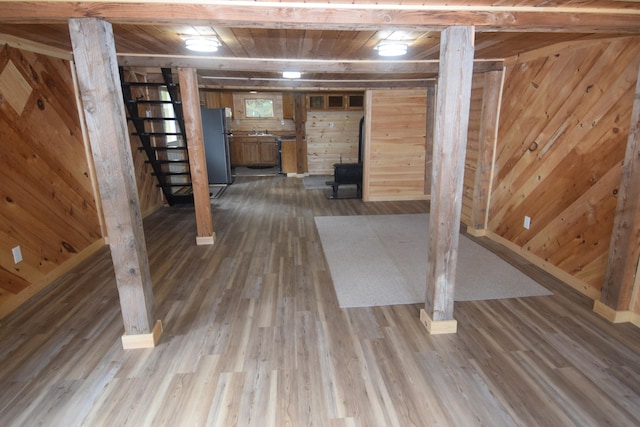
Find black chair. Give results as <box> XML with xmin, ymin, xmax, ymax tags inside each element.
<box><xmin>327</xmin><ymin>117</ymin><xmax>364</xmax><ymax>199</ymax></box>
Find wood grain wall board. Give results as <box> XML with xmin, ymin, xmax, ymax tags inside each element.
<box><xmin>365</xmin><ymin>88</ymin><xmax>429</xmax><ymax>201</ymax></box>
<box><xmin>488</xmin><ymin>36</ymin><xmax>640</xmax><ymax>296</ymax></box>
<box><xmin>493</xmin><ymin>39</ymin><xmax>634</xmax><ymax>196</ymax></box>
<box><xmin>1</xmin><ymin>48</ymin><xmax>96</xmax><ymax>202</ymax></box>
<box><xmin>492</xmin><ymin>40</ymin><xmax>637</xmax><ymax>226</ymax></box>
<box><xmin>492</xmin><ymin>53</ymin><xmax>637</xmax><ymax>242</ymax></box>
<box><xmin>0</xmin><ymin>267</ymin><xmax>30</xmax><ymax>294</ymax></box>
<box><xmin>494</xmin><ymin>44</ymin><xmax>607</xmax><ymax>181</ymax></box>
<box><xmin>0</xmin><ymin>81</ymin><xmax>100</xmax><ymax>254</ymax></box>
<box><xmin>0</xmin><ymin>44</ymin><xmax>105</xmax><ymax>315</ymax></box>
<box><xmin>305</xmin><ymin>110</ymin><xmax>361</xmax><ymax>175</ymax></box>
<box><xmin>461</xmin><ymin>73</ymin><xmax>486</xmax><ymax>225</ymax></box>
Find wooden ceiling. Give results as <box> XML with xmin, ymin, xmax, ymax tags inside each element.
<box><xmin>0</xmin><ymin>1</ymin><xmax>638</xmax><ymax>90</ymax></box>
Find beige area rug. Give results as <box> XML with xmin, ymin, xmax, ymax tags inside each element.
<box><xmin>314</xmin><ymin>214</ymin><xmax>552</xmax><ymax>308</ymax></box>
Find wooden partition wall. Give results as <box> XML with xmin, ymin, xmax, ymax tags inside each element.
<box><xmin>363</xmin><ymin>88</ymin><xmax>429</xmax><ymax>201</ymax></box>
<box><xmin>488</xmin><ymin>36</ymin><xmax>640</xmax><ymax>303</ymax></box>
<box><xmin>0</xmin><ymin>45</ymin><xmax>103</xmax><ymax>318</ymax></box>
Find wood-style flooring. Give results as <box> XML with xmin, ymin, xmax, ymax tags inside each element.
<box><xmin>1</xmin><ymin>175</ymin><xmax>640</xmax><ymax>426</ymax></box>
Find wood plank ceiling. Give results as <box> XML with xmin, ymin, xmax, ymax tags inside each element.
<box><xmin>0</xmin><ymin>1</ymin><xmax>639</xmax><ymax>89</ymax></box>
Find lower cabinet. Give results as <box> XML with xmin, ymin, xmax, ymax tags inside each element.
<box><xmin>231</xmin><ymin>136</ymin><xmax>278</xmax><ymax>166</ymax></box>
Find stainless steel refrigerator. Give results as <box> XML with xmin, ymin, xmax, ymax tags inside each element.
<box><xmin>200</xmin><ymin>107</ymin><xmax>233</xmax><ymax>184</ymax></box>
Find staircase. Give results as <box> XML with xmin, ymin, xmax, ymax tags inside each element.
<box><xmin>120</xmin><ymin>67</ymin><xmax>193</xmax><ymax>205</ymax></box>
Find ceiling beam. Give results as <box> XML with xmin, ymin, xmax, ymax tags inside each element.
<box><xmin>0</xmin><ymin>2</ymin><xmax>639</xmax><ymax>33</ymax></box>
<box><xmin>118</xmin><ymin>55</ymin><xmax>503</xmax><ymax>74</ymax></box>
<box><xmin>197</xmin><ymin>78</ymin><xmax>434</xmax><ymax>90</ymax></box>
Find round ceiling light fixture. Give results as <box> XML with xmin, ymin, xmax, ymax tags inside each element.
<box><xmin>375</xmin><ymin>41</ymin><xmax>409</xmax><ymax>57</ymax></box>
<box><xmin>184</xmin><ymin>36</ymin><xmax>221</xmax><ymax>53</ymax></box>
<box><xmin>282</xmin><ymin>71</ymin><xmax>302</xmax><ymax>79</ymax></box>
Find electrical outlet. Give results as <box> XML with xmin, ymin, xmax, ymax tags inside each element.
<box><xmin>329</xmin><ymin>121</ymin><xmax>334</xmax><ymax>128</ymax></box>
<box><xmin>12</xmin><ymin>246</ymin><xmax>23</xmax><ymax>264</ymax></box>
<box><xmin>523</xmin><ymin>216</ymin><xmax>531</xmax><ymax>230</ymax></box>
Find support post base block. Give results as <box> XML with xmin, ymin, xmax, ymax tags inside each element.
<box><xmin>121</xmin><ymin>320</ymin><xmax>163</xmax><ymax>349</ymax></box>
<box><xmin>420</xmin><ymin>309</ymin><xmax>457</xmax><ymax>334</ymax></box>
<box><xmin>196</xmin><ymin>233</ymin><xmax>216</xmax><ymax>246</ymax></box>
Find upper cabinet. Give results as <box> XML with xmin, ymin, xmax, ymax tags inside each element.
<box><xmin>200</xmin><ymin>90</ymin><xmax>234</xmax><ymax>115</ymax></box>
<box><xmin>306</xmin><ymin>93</ymin><xmax>364</xmax><ymax>111</ymax></box>
<box><xmin>282</xmin><ymin>92</ymin><xmax>295</xmax><ymax>119</ymax></box>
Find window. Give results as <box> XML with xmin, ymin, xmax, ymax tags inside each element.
<box><xmin>159</xmin><ymin>86</ymin><xmax>178</xmax><ymax>144</ymax></box>
<box><xmin>245</xmin><ymin>98</ymin><xmax>274</xmax><ymax>118</ymax></box>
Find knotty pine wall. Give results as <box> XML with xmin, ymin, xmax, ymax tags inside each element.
<box><xmin>0</xmin><ymin>45</ymin><xmax>103</xmax><ymax>318</ymax></box>
<box><xmin>488</xmin><ymin>36</ymin><xmax>640</xmax><ymax>300</ymax></box>
<box><xmin>306</xmin><ymin>110</ymin><xmax>362</xmax><ymax>175</ymax></box>
<box><xmin>363</xmin><ymin>88</ymin><xmax>430</xmax><ymax>202</ymax></box>
<box><xmin>461</xmin><ymin>73</ymin><xmax>490</xmax><ymax>225</ymax></box>
<box><xmin>363</xmin><ymin>82</ymin><xmax>488</xmax><ymax>204</ymax></box>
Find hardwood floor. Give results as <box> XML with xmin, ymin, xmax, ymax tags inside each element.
<box><xmin>1</xmin><ymin>175</ymin><xmax>640</xmax><ymax>426</ymax></box>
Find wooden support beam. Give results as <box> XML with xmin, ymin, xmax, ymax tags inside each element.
<box><xmin>421</xmin><ymin>26</ymin><xmax>475</xmax><ymax>335</ymax></box>
<box><xmin>178</xmin><ymin>67</ymin><xmax>215</xmax><ymax>245</ymax></box>
<box><xmin>294</xmin><ymin>93</ymin><xmax>307</xmax><ymax>174</ymax></box>
<box><xmin>68</xmin><ymin>18</ymin><xmax>161</xmax><ymax>347</ymax></box>
<box><xmin>598</xmin><ymin>62</ymin><xmax>640</xmax><ymax>315</ymax></box>
<box><xmin>1</xmin><ymin>2</ymin><xmax>639</xmax><ymax>33</ymax></box>
<box><xmin>469</xmin><ymin>68</ymin><xmax>504</xmax><ymax>234</ymax></box>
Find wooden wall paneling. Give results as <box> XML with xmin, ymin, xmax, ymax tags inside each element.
<box><xmin>0</xmin><ymin>44</ymin><xmax>104</xmax><ymax>318</ymax></box>
<box><xmin>468</xmin><ymin>69</ymin><xmax>504</xmax><ymax>233</ymax></box>
<box><xmin>422</xmin><ymin>26</ymin><xmax>475</xmax><ymax>334</ymax></box>
<box><xmin>488</xmin><ymin>36</ymin><xmax>640</xmax><ymax>298</ymax></box>
<box><xmin>178</xmin><ymin>67</ymin><xmax>215</xmax><ymax>246</ymax></box>
<box><xmin>424</xmin><ymin>83</ymin><xmax>435</xmax><ymax>197</ymax></box>
<box><xmin>461</xmin><ymin>73</ymin><xmax>485</xmax><ymax>226</ymax></box>
<box><xmin>599</xmin><ymin>62</ymin><xmax>640</xmax><ymax>314</ymax></box>
<box><xmin>365</xmin><ymin>88</ymin><xmax>428</xmax><ymax>202</ymax></box>
<box><xmin>362</xmin><ymin>90</ymin><xmax>373</xmax><ymax>201</ymax></box>
<box><xmin>69</xmin><ymin>18</ymin><xmax>160</xmax><ymax>345</ymax></box>
<box><xmin>305</xmin><ymin>110</ymin><xmax>362</xmax><ymax>175</ymax></box>
<box><xmin>200</xmin><ymin>90</ymin><xmax>221</xmax><ymax>108</ymax></box>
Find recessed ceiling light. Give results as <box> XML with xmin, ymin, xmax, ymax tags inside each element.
<box><xmin>282</xmin><ymin>71</ymin><xmax>301</xmax><ymax>79</ymax></box>
<box><xmin>183</xmin><ymin>36</ymin><xmax>221</xmax><ymax>53</ymax></box>
<box><xmin>375</xmin><ymin>41</ymin><xmax>409</xmax><ymax>57</ymax></box>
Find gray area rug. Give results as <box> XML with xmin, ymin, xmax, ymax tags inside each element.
<box><xmin>314</xmin><ymin>214</ymin><xmax>552</xmax><ymax>308</ymax></box>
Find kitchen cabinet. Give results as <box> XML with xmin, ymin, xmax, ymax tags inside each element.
<box><xmin>280</xmin><ymin>139</ymin><xmax>297</xmax><ymax>174</ymax></box>
<box><xmin>306</xmin><ymin>92</ymin><xmax>364</xmax><ymax>111</ymax></box>
<box><xmin>282</xmin><ymin>93</ymin><xmax>295</xmax><ymax>119</ymax></box>
<box><xmin>231</xmin><ymin>135</ymin><xmax>278</xmax><ymax>166</ymax></box>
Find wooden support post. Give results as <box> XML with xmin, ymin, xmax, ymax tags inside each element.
<box><xmin>421</xmin><ymin>26</ymin><xmax>475</xmax><ymax>335</ymax></box>
<box><xmin>294</xmin><ymin>93</ymin><xmax>307</xmax><ymax>174</ymax></box>
<box><xmin>468</xmin><ymin>69</ymin><xmax>504</xmax><ymax>235</ymax></box>
<box><xmin>597</xmin><ymin>63</ymin><xmax>640</xmax><ymax>320</ymax></box>
<box><xmin>177</xmin><ymin>67</ymin><xmax>215</xmax><ymax>246</ymax></box>
<box><xmin>69</xmin><ymin>18</ymin><xmax>161</xmax><ymax>348</ymax></box>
